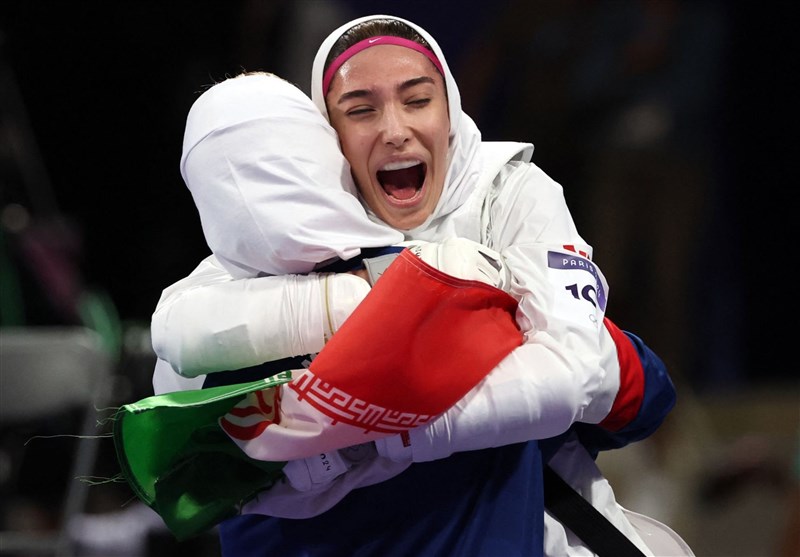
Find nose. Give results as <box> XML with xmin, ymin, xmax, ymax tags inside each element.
<box><xmin>381</xmin><ymin>106</ymin><xmax>410</xmax><ymax>147</ymax></box>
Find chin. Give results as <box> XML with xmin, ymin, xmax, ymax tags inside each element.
<box><xmin>388</xmin><ymin>212</ymin><xmax>426</xmax><ymax>231</ymax></box>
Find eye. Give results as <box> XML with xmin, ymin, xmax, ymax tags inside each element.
<box><xmin>346</xmin><ymin>105</ymin><xmax>375</xmax><ymax>117</ymax></box>
<box><xmin>407</xmin><ymin>98</ymin><xmax>431</xmax><ymax>108</ymax></box>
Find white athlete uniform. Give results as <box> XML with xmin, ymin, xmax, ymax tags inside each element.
<box><xmin>147</xmin><ymin>14</ymin><xmax>686</xmax><ymax>555</ymax></box>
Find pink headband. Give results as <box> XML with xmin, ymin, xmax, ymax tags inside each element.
<box><xmin>322</xmin><ymin>36</ymin><xmax>444</xmax><ymax>95</ymax></box>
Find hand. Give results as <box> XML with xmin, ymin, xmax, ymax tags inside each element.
<box><xmin>409</xmin><ymin>238</ymin><xmax>511</xmax><ymax>291</ymax></box>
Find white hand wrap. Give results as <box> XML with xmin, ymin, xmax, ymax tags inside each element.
<box><xmin>282</xmin><ymin>442</ymin><xmax>377</xmax><ymax>492</ymax></box>
<box><xmin>242</xmin><ymin>452</ymin><xmax>411</xmax><ymax>519</ymax></box>
<box><xmin>317</xmin><ymin>273</ymin><xmax>371</xmax><ymax>347</ymax></box>
<box><xmin>152</xmin><ymin>267</ymin><xmax>369</xmax><ymax>377</ymax></box>
<box><xmin>408</xmin><ymin>238</ymin><xmax>511</xmax><ymax>291</ymax></box>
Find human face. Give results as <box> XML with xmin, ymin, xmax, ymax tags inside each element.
<box><xmin>326</xmin><ymin>44</ymin><xmax>450</xmax><ymax>230</ymax></box>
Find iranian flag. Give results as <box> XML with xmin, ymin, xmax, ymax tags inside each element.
<box><xmin>220</xmin><ymin>249</ymin><xmax>523</xmax><ymax>462</ymax></box>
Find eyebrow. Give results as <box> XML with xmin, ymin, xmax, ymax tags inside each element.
<box><xmin>335</xmin><ymin>76</ymin><xmax>437</xmax><ymax>105</ymax></box>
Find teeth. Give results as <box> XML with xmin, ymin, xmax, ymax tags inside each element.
<box><xmin>380</xmin><ymin>160</ymin><xmax>421</xmax><ymax>171</ymax></box>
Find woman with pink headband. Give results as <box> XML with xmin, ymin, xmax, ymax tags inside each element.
<box><xmin>149</xmin><ymin>14</ymin><xmax>687</xmax><ymax>557</ymax></box>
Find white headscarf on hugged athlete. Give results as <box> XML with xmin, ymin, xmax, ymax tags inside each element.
<box><xmin>180</xmin><ymin>72</ymin><xmax>404</xmax><ymax>279</ymax></box>
<box><xmin>310</xmin><ymin>14</ymin><xmax>535</xmax><ymax>240</ymax></box>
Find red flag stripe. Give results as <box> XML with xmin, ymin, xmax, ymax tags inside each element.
<box><xmin>600</xmin><ymin>317</ymin><xmax>645</xmax><ymax>431</ymax></box>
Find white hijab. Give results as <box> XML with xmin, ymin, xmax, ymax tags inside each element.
<box><xmin>310</xmin><ymin>15</ymin><xmax>533</xmax><ymax>239</ymax></box>
<box><xmin>180</xmin><ymin>72</ymin><xmax>403</xmax><ymax>278</ymax></box>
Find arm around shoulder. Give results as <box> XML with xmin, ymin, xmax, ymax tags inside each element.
<box><xmin>151</xmin><ymin>255</ymin><xmax>370</xmax><ymax>377</ymax></box>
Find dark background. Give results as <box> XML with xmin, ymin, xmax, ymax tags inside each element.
<box><xmin>1</xmin><ymin>0</ymin><xmax>794</xmax><ymax>393</ymax></box>
<box><xmin>1</xmin><ymin>3</ymin><xmax>797</xmax><ymax>555</ymax></box>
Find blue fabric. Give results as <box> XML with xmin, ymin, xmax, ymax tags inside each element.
<box><xmin>544</xmin><ymin>331</ymin><xmax>677</xmax><ymax>461</ymax></box>
<box><xmin>219</xmin><ymin>442</ymin><xmax>544</xmax><ymax>557</ymax></box>
<box><xmin>315</xmin><ymin>246</ymin><xmax>406</xmax><ymax>273</ymax></box>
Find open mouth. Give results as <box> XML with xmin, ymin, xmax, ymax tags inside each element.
<box><xmin>376</xmin><ymin>161</ymin><xmax>426</xmax><ymax>202</ymax></box>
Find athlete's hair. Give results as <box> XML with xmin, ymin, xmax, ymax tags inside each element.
<box><xmin>323</xmin><ymin>19</ymin><xmax>432</xmax><ymax>73</ymax></box>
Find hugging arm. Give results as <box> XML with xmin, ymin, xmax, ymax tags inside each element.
<box><xmin>151</xmin><ymin>254</ymin><xmax>369</xmax><ymax>380</ymax></box>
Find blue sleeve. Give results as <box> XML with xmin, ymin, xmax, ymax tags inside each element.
<box><xmin>543</xmin><ymin>331</ymin><xmax>677</xmax><ymax>461</ymax></box>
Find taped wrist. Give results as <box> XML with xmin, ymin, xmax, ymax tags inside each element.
<box><xmin>319</xmin><ymin>273</ymin><xmax>371</xmax><ymax>345</ymax></box>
